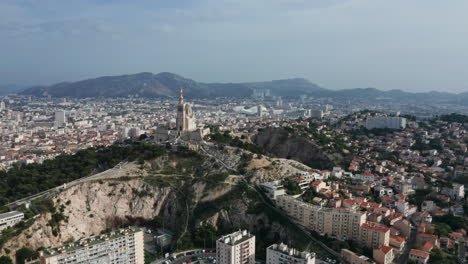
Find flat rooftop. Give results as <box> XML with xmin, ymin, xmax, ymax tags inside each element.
<box><xmin>217</xmin><ymin>230</ymin><xmax>253</xmax><ymax>246</ymax></box>
<box><xmin>0</xmin><ymin>211</ymin><xmax>24</xmax><ymax>220</ymax></box>
<box><xmin>41</xmin><ymin>227</ymin><xmax>141</xmax><ymax>258</ymax></box>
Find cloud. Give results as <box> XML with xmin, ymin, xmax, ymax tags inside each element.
<box><xmin>0</xmin><ymin>0</ymin><xmax>467</xmax><ymax>92</ymax></box>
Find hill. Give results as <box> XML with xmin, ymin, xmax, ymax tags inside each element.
<box><xmin>18</xmin><ymin>72</ymin><xmax>468</xmax><ymax>104</ymax></box>
<box><xmin>0</xmin><ymin>142</ymin><xmax>330</xmax><ymax>261</ymax></box>
<box><xmin>19</xmin><ymin>72</ymin><xmax>326</xmax><ymax>99</ymax></box>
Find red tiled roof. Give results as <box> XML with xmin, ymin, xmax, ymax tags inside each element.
<box><xmin>361</xmin><ymin>222</ymin><xmax>390</xmax><ymax>233</ymax></box>
<box><xmin>378</xmin><ymin>246</ymin><xmax>393</xmax><ymax>254</ymax></box>
<box><xmin>417</xmin><ymin>233</ymin><xmax>438</xmax><ymax>239</ymax></box>
<box><xmin>390</xmin><ymin>235</ymin><xmax>406</xmax><ymax>243</ymax></box>
<box><xmin>423</xmin><ymin>241</ymin><xmax>433</xmax><ymax>251</ymax></box>
<box><xmin>410</xmin><ymin>249</ymin><xmax>430</xmax><ymax>259</ymax></box>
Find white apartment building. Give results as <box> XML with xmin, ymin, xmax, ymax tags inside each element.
<box><xmin>276</xmin><ymin>195</ymin><xmax>366</xmax><ymax>240</ymax></box>
<box><xmin>217</xmin><ymin>230</ymin><xmax>255</xmax><ymax>264</ymax></box>
<box><xmin>365</xmin><ymin>117</ymin><xmax>406</xmax><ymax>130</ymax></box>
<box><xmin>54</xmin><ymin>111</ymin><xmax>66</xmax><ymax>127</ymax></box>
<box><xmin>39</xmin><ymin>227</ymin><xmax>144</xmax><ymax>264</ymax></box>
<box><xmin>0</xmin><ymin>211</ymin><xmax>24</xmax><ymax>231</ymax></box>
<box><xmin>267</xmin><ymin>243</ymin><xmax>315</xmax><ymax>264</ymax></box>
<box><xmin>260</xmin><ymin>180</ymin><xmax>286</xmax><ymax>200</ymax></box>
<box><xmin>452</xmin><ymin>184</ymin><xmax>465</xmax><ymax>200</ymax></box>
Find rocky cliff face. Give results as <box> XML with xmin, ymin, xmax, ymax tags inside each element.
<box><xmin>2</xmin><ymin>146</ymin><xmax>311</xmax><ymax>256</ymax></box>
<box><xmin>252</xmin><ymin>127</ymin><xmax>341</xmax><ymax>170</ymax></box>
<box><xmin>3</xmin><ymin>178</ymin><xmax>180</xmax><ymax>251</ymax></box>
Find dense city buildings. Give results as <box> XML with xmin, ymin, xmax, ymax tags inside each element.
<box><xmin>0</xmin><ymin>91</ymin><xmax>467</xmax><ymax>264</ymax></box>
<box><xmin>216</xmin><ymin>230</ymin><xmax>255</xmax><ymax>264</ymax></box>
<box><xmin>39</xmin><ymin>227</ymin><xmax>144</xmax><ymax>264</ymax></box>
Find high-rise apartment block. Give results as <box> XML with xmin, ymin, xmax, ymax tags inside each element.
<box><xmin>365</xmin><ymin>116</ymin><xmax>406</xmax><ymax>130</ymax></box>
<box><xmin>266</xmin><ymin>243</ymin><xmax>315</xmax><ymax>264</ymax></box>
<box><xmin>39</xmin><ymin>227</ymin><xmax>144</xmax><ymax>264</ymax></box>
<box><xmin>54</xmin><ymin>110</ymin><xmax>66</xmax><ymax>127</ymax></box>
<box><xmin>359</xmin><ymin>222</ymin><xmax>390</xmax><ymax>249</ymax></box>
<box><xmin>277</xmin><ymin>195</ymin><xmax>391</xmax><ymax>249</ymax></box>
<box><xmin>216</xmin><ymin>230</ymin><xmax>255</xmax><ymax>264</ymax></box>
<box><xmin>276</xmin><ymin>195</ymin><xmax>366</xmax><ymax>241</ymax></box>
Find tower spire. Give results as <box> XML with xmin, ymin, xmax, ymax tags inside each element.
<box><xmin>179</xmin><ymin>87</ymin><xmax>184</xmax><ymax>104</ymax></box>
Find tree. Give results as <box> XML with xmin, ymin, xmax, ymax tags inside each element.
<box><xmin>176</xmin><ymin>232</ymin><xmax>194</xmax><ymax>250</ymax></box>
<box><xmin>151</xmin><ymin>216</ymin><xmax>163</xmax><ymax>229</ymax></box>
<box><xmin>193</xmin><ymin>224</ymin><xmax>217</xmax><ymax>248</ymax></box>
<box><xmin>429</xmin><ymin>248</ymin><xmax>445</xmax><ymax>263</ymax></box>
<box><xmin>0</xmin><ymin>256</ymin><xmax>13</xmax><ymax>264</ymax></box>
<box><xmin>283</xmin><ymin>178</ymin><xmax>302</xmax><ymax>195</ymax></box>
<box><xmin>15</xmin><ymin>248</ymin><xmax>37</xmax><ymax>264</ymax></box>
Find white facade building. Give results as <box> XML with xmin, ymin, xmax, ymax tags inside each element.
<box><xmin>452</xmin><ymin>184</ymin><xmax>465</xmax><ymax>200</ymax></box>
<box><xmin>266</xmin><ymin>243</ymin><xmax>315</xmax><ymax>264</ymax></box>
<box><xmin>259</xmin><ymin>180</ymin><xmax>286</xmax><ymax>200</ymax></box>
<box><xmin>0</xmin><ymin>211</ymin><xmax>24</xmax><ymax>231</ymax></box>
<box><xmin>217</xmin><ymin>230</ymin><xmax>255</xmax><ymax>264</ymax></box>
<box><xmin>54</xmin><ymin>110</ymin><xmax>66</xmax><ymax>127</ymax></box>
<box><xmin>365</xmin><ymin>117</ymin><xmax>406</xmax><ymax>130</ymax></box>
<box><xmin>39</xmin><ymin>227</ymin><xmax>144</xmax><ymax>264</ymax></box>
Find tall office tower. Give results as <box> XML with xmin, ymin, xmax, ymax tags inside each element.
<box><xmin>276</xmin><ymin>97</ymin><xmax>283</xmax><ymax>107</ymax></box>
<box><xmin>54</xmin><ymin>110</ymin><xmax>66</xmax><ymax>127</ymax></box>
<box><xmin>266</xmin><ymin>243</ymin><xmax>316</xmax><ymax>264</ymax></box>
<box><xmin>0</xmin><ymin>101</ymin><xmax>5</xmax><ymax>110</ymax></box>
<box><xmin>257</xmin><ymin>105</ymin><xmax>264</xmax><ymax>117</ymax></box>
<box><xmin>39</xmin><ymin>227</ymin><xmax>144</xmax><ymax>264</ymax></box>
<box><xmin>217</xmin><ymin>230</ymin><xmax>255</xmax><ymax>264</ymax></box>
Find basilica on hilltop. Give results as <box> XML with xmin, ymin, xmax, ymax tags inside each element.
<box><xmin>154</xmin><ymin>88</ymin><xmax>209</xmax><ymax>142</ymax></box>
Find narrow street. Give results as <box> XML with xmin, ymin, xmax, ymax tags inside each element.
<box><xmin>396</xmin><ymin>223</ymin><xmax>417</xmax><ymax>264</ymax></box>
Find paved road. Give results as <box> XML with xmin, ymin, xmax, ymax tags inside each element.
<box><xmin>5</xmin><ymin>161</ymin><xmax>127</xmax><ymax>208</ymax></box>
<box><xmin>396</xmin><ymin>221</ymin><xmax>418</xmax><ymax>264</ymax></box>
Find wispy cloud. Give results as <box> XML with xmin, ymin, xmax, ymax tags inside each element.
<box><xmin>0</xmin><ymin>0</ymin><xmax>467</xmax><ymax>92</ymax></box>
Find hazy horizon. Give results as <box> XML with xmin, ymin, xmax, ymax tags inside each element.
<box><xmin>1</xmin><ymin>0</ymin><xmax>467</xmax><ymax>93</ymax></box>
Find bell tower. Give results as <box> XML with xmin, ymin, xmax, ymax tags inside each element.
<box><xmin>176</xmin><ymin>88</ymin><xmax>185</xmax><ymax>133</ymax></box>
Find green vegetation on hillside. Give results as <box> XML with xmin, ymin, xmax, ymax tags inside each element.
<box><xmin>0</xmin><ymin>256</ymin><xmax>13</xmax><ymax>264</ymax></box>
<box><xmin>283</xmin><ymin>178</ymin><xmax>302</xmax><ymax>195</ymax></box>
<box><xmin>432</xmin><ymin>214</ymin><xmax>467</xmax><ymax>231</ymax></box>
<box><xmin>0</xmin><ymin>142</ymin><xmax>165</xmax><ymax>205</ymax></box>
<box><xmin>209</xmin><ymin>131</ymin><xmax>265</xmax><ymax>154</ymax></box>
<box><xmin>438</xmin><ymin>113</ymin><xmax>468</xmax><ymax>123</ymax></box>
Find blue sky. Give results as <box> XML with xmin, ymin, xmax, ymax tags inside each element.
<box><xmin>1</xmin><ymin>0</ymin><xmax>467</xmax><ymax>92</ymax></box>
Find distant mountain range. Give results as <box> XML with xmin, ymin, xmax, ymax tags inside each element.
<box><xmin>13</xmin><ymin>72</ymin><xmax>468</xmax><ymax>104</ymax></box>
